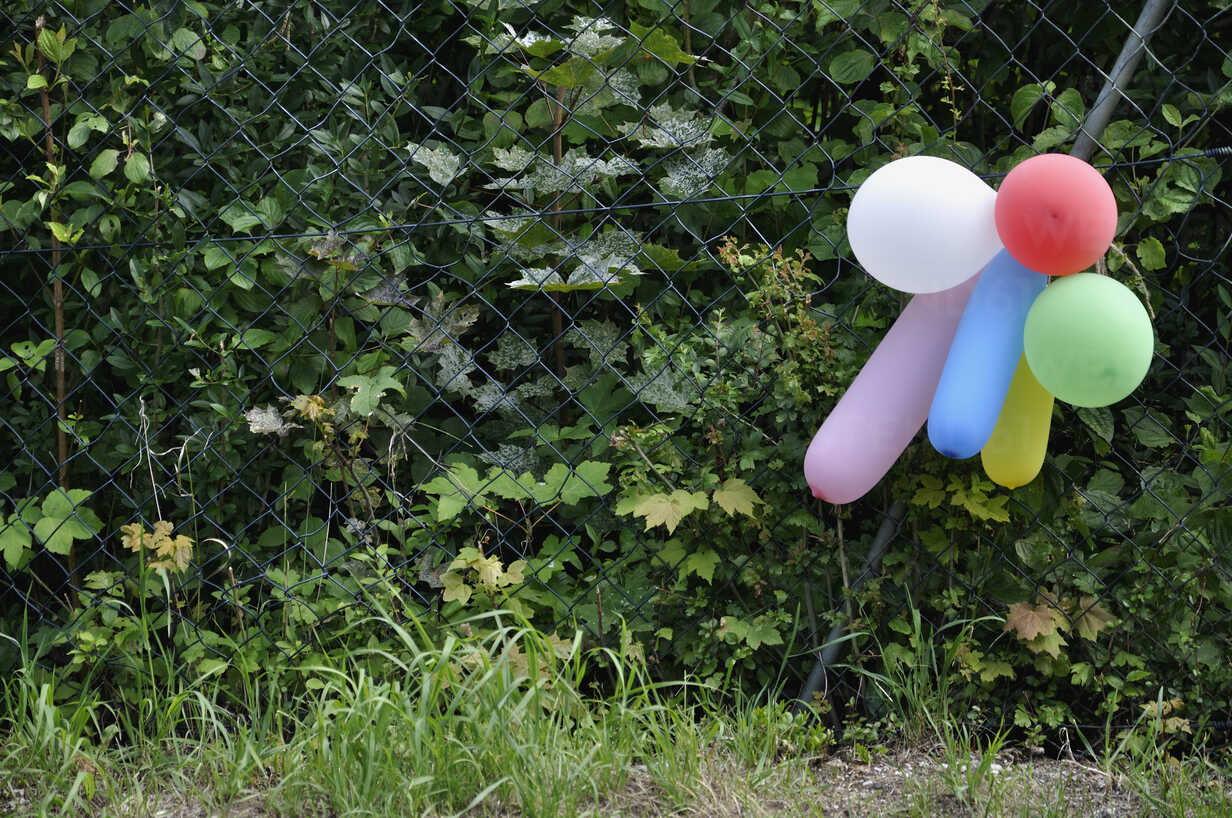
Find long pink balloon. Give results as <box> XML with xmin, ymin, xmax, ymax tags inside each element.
<box><xmin>804</xmin><ymin>272</ymin><xmax>980</xmax><ymax>504</ymax></box>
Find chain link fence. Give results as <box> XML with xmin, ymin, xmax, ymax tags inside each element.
<box><xmin>2</xmin><ymin>0</ymin><xmax>1230</xmax><ymax>736</ymax></box>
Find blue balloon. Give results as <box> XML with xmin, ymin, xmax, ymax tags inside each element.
<box><xmin>927</xmin><ymin>249</ymin><xmax>1047</xmax><ymax>459</ymax></box>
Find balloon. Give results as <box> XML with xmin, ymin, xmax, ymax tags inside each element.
<box><xmin>1023</xmin><ymin>273</ymin><xmax>1154</xmax><ymax>408</ymax></box>
<box><xmin>994</xmin><ymin>154</ymin><xmax>1117</xmax><ymax>276</ymax></box>
<box><xmin>981</xmin><ymin>356</ymin><xmax>1054</xmax><ymax>489</ymax></box>
<box><xmin>847</xmin><ymin>156</ymin><xmax>1002</xmax><ymax>294</ymax></box>
<box><xmin>928</xmin><ymin>250</ymin><xmax>1047</xmax><ymax>459</ymax></box>
<box><xmin>804</xmin><ymin>272</ymin><xmax>980</xmax><ymax>504</ymax></box>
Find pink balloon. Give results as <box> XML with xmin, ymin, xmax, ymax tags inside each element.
<box><xmin>804</xmin><ymin>272</ymin><xmax>980</xmax><ymax>504</ymax></box>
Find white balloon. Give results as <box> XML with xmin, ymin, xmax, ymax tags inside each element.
<box><xmin>846</xmin><ymin>156</ymin><xmax>1003</xmax><ymax>294</ymax></box>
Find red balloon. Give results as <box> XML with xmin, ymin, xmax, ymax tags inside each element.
<box><xmin>994</xmin><ymin>154</ymin><xmax>1117</xmax><ymax>276</ymax></box>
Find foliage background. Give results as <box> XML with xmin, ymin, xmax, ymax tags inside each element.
<box><xmin>1</xmin><ymin>0</ymin><xmax>1230</xmax><ymax>743</ymax></box>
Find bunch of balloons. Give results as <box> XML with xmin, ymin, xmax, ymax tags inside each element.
<box><xmin>804</xmin><ymin>154</ymin><xmax>1154</xmax><ymax>505</ymax></box>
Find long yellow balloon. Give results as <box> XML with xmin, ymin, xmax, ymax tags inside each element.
<box><xmin>981</xmin><ymin>356</ymin><xmax>1054</xmax><ymax>489</ymax></box>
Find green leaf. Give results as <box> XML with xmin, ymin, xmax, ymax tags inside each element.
<box><xmin>1123</xmin><ymin>406</ymin><xmax>1173</xmax><ymax>448</ymax></box>
<box><xmin>1049</xmin><ymin>87</ymin><xmax>1085</xmax><ymax>130</ymax></box>
<box><xmin>441</xmin><ymin>571</ymin><xmax>471</xmax><ymax>604</ymax></box>
<box><xmin>682</xmin><ymin>548</ymin><xmax>720</xmax><ymax>583</ymax></box>
<box><xmin>1077</xmin><ymin>406</ymin><xmax>1114</xmax><ymax>443</ymax></box>
<box><xmin>1136</xmin><ymin>236</ymin><xmax>1166</xmax><ymax>271</ymax></box>
<box><xmin>236</xmin><ymin>329</ymin><xmax>277</xmax><ymax>351</ymax></box>
<box><xmin>67</xmin><ymin>113</ymin><xmax>108</xmax><ymax>149</ymax></box>
<box><xmin>219</xmin><ymin>204</ymin><xmax>262</xmax><ymax>234</ymax></box>
<box><xmin>978</xmin><ymin>660</ymin><xmax>1015</xmax><ymax>683</ymax></box>
<box><xmin>713</xmin><ymin>478</ymin><xmax>761</xmax><ymax>518</ymax></box>
<box><xmin>34</xmin><ymin>515</ymin><xmax>93</xmax><ymax>555</ymax></box>
<box><xmin>828</xmin><ymin>49</ymin><xmax>875</xmax><ymax>84</ymax></box>
<box><xmin>629</xmin><ymin>21</ymin><xmax>696</xmax><ymax>66</ymax></box>
<box><xmin>527</xmin><ymin>58</ymin><xmax>596</xmax><ymax>89</ymax></box>
<box><xmin>26</xmin><ymin>74</ymin><xmax>48</xmax><ymax>90</ymax></box>
<box><xmin>170</xmin><ymin>27</ymin><xmax>207</xmax><ymax>60</ymax></box>
<box><xmin>37</xmin><ymin>28</ymin><xmax>65</xmax><ymax>63</ymax></box>
<box><xmin>339</xmin><ymin>366</ymin><xmax>405</xmax><ymax>416</ymax></box>
<box><xmin>202</xmin><ymin>243</ymin><xmax>232</xmax><ymax>271</ymax></box>
<box><xmin>80</xmin><ymin>268</ymin><xmax>101</xmax><ymax>298</ymax></box>
<box><xmin>777</xmin><ymin>163</ymin><xmax>818</xmax><ymax>194</ymax></box>
<box><xmin>1010</xmin><ymin>82</ymin><xmax>1052</xmax><ymax>130</ymax></box>
<box><xmin>254</xmin><ymin>197</ymin><xmax>285</xmax><ymax>229</ymax></box>
<box><xmin>813</xmin><ymin>0</ymin><xmax>862</xmax><ymax>29</ymax></box>
<box><xmin>1</xmin><ymin>517</ymin><xmax>33</xmax><ymax>570</ymax></box>
<box><xmin>911</xmin><ymin>474</ymin><xmax>946</xmax><ymax>509</ymax></box>
<box><xmin>1161</xmin><ymin>104</ymin><xmax>1182</xmax><ymax>128</ymax></box>
<box><xmin>624</xmin><ymin>490</ymin><xmax>709</xmax><ymax>534</ymax></box>
<box><xmin>744</xmin><ymin>618</ymin><xmax>783</xmax><ymax>649</ymax></box>
<box><xmin>423</xmin><ymin>464</ymin><xmax>483</xmax><ymax>521</ymax></box>
<box><xmin>42</xmin><ymin>488</ymin><xmax>93</xmax><ymax>519</ymax></box>
<box><xmin>558</xmin><ymin>461</ymin><xmax>612</xmax><ymax>504</ymax></box>
<box><xmin>484</xmin><ymin>470</ymin><xmax>530</xmax><ymax>501</ymax></box>
<box><xmin>89</xmin><ymin>149</ymin><xmax>119</xmax><ymax>179</ymax></box>
<box><xmin>124</xmin><ymin>152</ymin><xmax>151</xmax><ymax>184</ymax></box>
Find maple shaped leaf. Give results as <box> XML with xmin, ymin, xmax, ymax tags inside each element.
<box><xmin>119</xmin><ymin>523</ymin><xmax>145</xmax><ymax>553</ymax></box>
<box><xmin>1026</xmin><ymin>630</ymin><xmax>1067</xmax><ymax>659</ymax></box>
<box><xmin>631</xmin><ymin>490</ymin><xmax>709</xmax><ymax>534</ymax></box>
<box><xmin>338</xmin><ymin>366</ymin><xmax>406</xmax><ymax>416</ymax></box>
<box><xmin>682</xmin><ymin>548</ymin><xmax>720</xmax><ymax>583</ymax></box>
<box><xmin>1073</xmin><ymin>596</ymin><xmax>1116</xmax><ymax>641</ymax></box>
<box><xmin>713</xmin><ymin>478</ymin><xmax>761</xmax><ymax>519</ymax></box>
<box><xmin>1004</xmin><ymin>601</ymin><xmax>1068</xmax><ymax>642</ymax></box>
<box><xmin>441</xmin><ymin>571</ymin><xmax>471</xmax><ymax>604</ymax></box>
<box><xmin>472</xmin><ymin>553</ymin><xmax>505</xmax><ymax>588</ymax></box>
<box><xmin>499</xmin><ymin>559</ymin><xmax>527</xmax><ymax>588</ymax></box>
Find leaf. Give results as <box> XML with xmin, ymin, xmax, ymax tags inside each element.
<box><xmin>950</xmin><ymin>479</ymin><xmax>1010</xmax><ymax>523</ymax></box>
<box><xmin>1073</xmin><ymin>597</ymin><xmax>1116</xmax><ymax>641</ymax></box>
<box><xmin>682</xmin><ymin>548</ymin><xmax>720</xmax><ymax>583</ymax></box>
<box><xmin>1136</xmin><ymin>236</ymin><xmax>1166</xmax><ymax>271</ymax></box>
<box><xmin>978</xmin><ymin>660</ymin><xmax>1015</xmax><ymax>683</ymax></box>
<box><xmin>1049</xmin><ymin>87</ymin><xmax>1085</xmax><ymax>130</ymax></box>
<box><xmin>528</xmin><ymin>58</ymin><xmax>596</xmax><ymax>89</ymax></box>
<box><xmin>26</xmin><ymin>73</ymin><xmax>48</xmax><ymax>90</ymax></box>
<box><xmin>829</xmin><ymin>49</ymin><xmax>875</xmax><ymax>84</ymax></box>
<box><xmin>170</xmin><ymin>27</ymin><xmax>207</xmax><ymax>61</ymax></box>
<box><xmin>34</xmin><ymin>515</ymin><xmax>93</xmax><ymax>555</ymax></box>
<box><xmin>1077</xmin><ymin>406</ymin><xmax>1114</xmax><ymax>443</ymax></box>
<box><xmin>1010</xmin><ymin>82</ymin><xmax>1051</xmax><ymax>130</ymax></box>
<box><xmin>422</xmin><ymin>463</ymin><xmax>483</xmax><ymax>521</ymax></box>
<box><xmin>219</xmin><ymin>204</ymin><xmax>262</xmax><ymax>234</ymax></box>
<box><xmin>339</xmin><ymin>366</ymin><xmax>405</xmax><ymax>416</ymax></box>
<box><xmin>124</xmin><ymin>152</ymin><xmax>151</xmax><ymax>184</ymax></box>
<box><xmin>42</xmin><ymin>488</ymin><xmax>93</xmax><ymax>519</ymax></box>
<box><xmin>89</xmin><ymin>149</ymin><xmax>119</xmax><ymax>179</ymax></box>
<box><xmin>1026</xmin><ymin>630</ymin><xmax>1067</xmax><ymax>659</ymax></box>
<box><xmin>1123</xmin><ymin>406</ymin><xmax>1173</xmax><ymax>448</ymax></box>
<box><xmin>558</xmin><ymin>461</ymin><xmax>613</xmax><ymax>504</ymax></box>
<box><xmin>1</xmin><ymin>517</ymin><xmax>33</xmax><ymax>570</ymax></box>
<box><xmin>441</xmin><ymin>571</ymin><xmax>471</xmax><ymax>604</ymax></box>
<box><xmin>912</xmin><ymin>474</ymin><xmax>946</xmax><ymax>509</ymax></box>
<box><xmin>713</xmin><ymin>478</ymin><xmax>761</xmax><ymax>518</ymax></box>
<box><xmin>744</xmin><ymin>618</ymin><xmax>783</xmax><ymax>649</ymax></box>
<box><xmin>236</xmin><ymin>329</ymin><xmax>277</xmax><ymax>351</ymax></box>
<box><xmin>626</xmin><ymin>490</ymin><xmax>710</xmax><ymax>534</ymax></box>
<box><xmin>1004</xmin><ymin>601</ymin><xmax>1067</xmax><ymax>642</ymax></box>
<box><xmin>67</xmin><ymin>113</ymin><xmax>108</xmax><ymax>149</ymax></box>
<box><xmin>1161</xmin><ymin>104</ymin><xmax>1182</xmax><ymax>127</ymax></box>
<box><xmin>254</xmin><ymin>197</ymin><xmax>285</xmax><ymax>229</ymax></box>
<box><xmin>628</xmin><ymin>21</ymin><xmax>696</xmax><ymax>66</ymax></box>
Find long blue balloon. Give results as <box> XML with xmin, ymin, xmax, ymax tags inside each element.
<box><xmin>927</xmin><ymin>249</ymin><xmax>1047</xmax><ymax>459</ymax></box>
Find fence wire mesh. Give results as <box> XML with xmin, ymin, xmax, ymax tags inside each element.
<box><xmin>1</xmin><ymin>0</ymin><xmax>1230</xmax><ymax>736</ymax></box>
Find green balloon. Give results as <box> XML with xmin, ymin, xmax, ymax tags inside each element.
<box><xmin>1023</xmin><ymin>274</ymin><xmax>1154</xmax><ymax>408</ymax></box>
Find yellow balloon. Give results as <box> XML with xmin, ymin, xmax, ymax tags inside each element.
<box><xmin>981</xmin><ymin>356</ymin><xmax>1054</xmax><ymax>489</ymax></box>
